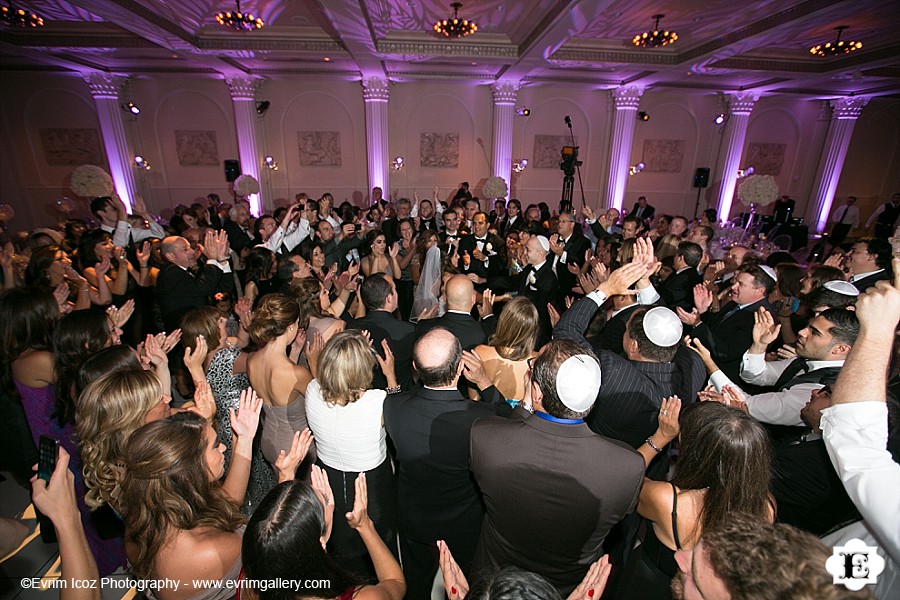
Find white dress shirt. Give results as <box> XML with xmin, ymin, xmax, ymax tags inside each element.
<box><xmin>101</xmin><ymin>219</ymin><xmax>165</xmax><ymax>247</ymax></box>
<box><xmin>708</xmin><ymin>353</ymin><xmax>844</xmax><ymax>426</ymax></box>
<box><xmin>822</xmin><ymin>402</ymin><xmax>900</xmax><ymax>565</ymax></box>
<box><xmin>831</xmin><ymin>204</ymin><xmax>860</xmax><ymax>228</ymax></box>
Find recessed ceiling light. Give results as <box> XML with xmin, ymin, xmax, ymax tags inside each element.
<box><xmin>323</xmin><ymin>57</ymin><xmax>331</xmax><ymax>62</ymax></box>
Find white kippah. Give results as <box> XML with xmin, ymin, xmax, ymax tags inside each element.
<box><xmin>556</xmin><ymin>354</ymin><xmax>602</xmax><ymax>413</ymax></box>
<box><xmin>643</xmin><ymin>307</ymin><xmax>683</xmax><ymax>347</ymax></box>
<box><xmin>536</xmin><ymin>235</ymin><xmax>550</xmax><ymax>252</ymax></box>
<box><xmin>824</xmin><ymin>280</ymin><xmax>860</xmax><ymax>297</ymax></box>
<box><xmin>760</xmin><ymin>265</ymin><xmax>778</xmax><ymax>283</ymax></box>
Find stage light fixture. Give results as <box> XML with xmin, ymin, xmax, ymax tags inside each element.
<box><xmin>263</xmin><ymin>155</ymin><xmax>278</xmax><ymax>171</ymax></box>
<box><xmin>391</xmin><ymin>156</ymin><xmax>404</xmax><ymax>171</ymax></box>
<box><xmin>133</xmin><ymin>156</ymin><xmax>151</xmax><ymax>170</ymax></box>
<box><xmin>256</xmin><ymin>100</ymin><xmax>270</xmax><ymax>115</ymax></box>
<box><xmin>515</xmin><ymin>107</ymin><xmax>531</xmax><ymax>117</ymax></box>
<box><xmin>513</xmin><ymin>159</ymin><xmax>529</xmax><ymax>173</ymax></box>
<box><xmin>122</xmin><ymin>102</ymin><xmax>140</xmax><ymax>115</ymax></box>
<box><xmin>637</xmin><ymin>111</ymin><xmax>650</xmax><ymax>121</ymax></box>
<box><xmin>714</xmin><ymin>113</ymin><xmax>728</xmax><ymax>125</ymax></box>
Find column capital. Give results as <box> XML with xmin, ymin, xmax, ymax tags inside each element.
<box><xmin>491</xmin><ymin>81</ymin><xmax>519</xmax><ymax>105</ymax></box>
<box><xmin>610</xmin><ymin>86</ymin><xmax>644</xmax><ymax>110</ymax></box>
<box><xmin>728</xmin><ymin>91</ymin><xmax>760</xmax><ymax>115</ymax></box>
<box><xmin>831</xmin><ymin>96</ymin><xmax>869</xmax><ymax>120</ymax></box>
<box><xmin>362</xmin><ymin>76</ymin><xmax>390</xmax><ymax>102</ymax></box>
<box><xmin>816</xmin><ymin>100</ymin><xmax>832</xmax><ymax>121</ymax></box>
<box><xmin>83</xmin><ymin>72</ymin><xmax>128</xmax><ymax>99</ymax></box>
<box><xmin>226</xmin><ymin>76</ymin><xmax>261</xmax><ymax>100</ymax></box>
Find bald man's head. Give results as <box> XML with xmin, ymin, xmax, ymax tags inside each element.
<box><xmin>445</xmin><ymin>274</ymin><xmax>476</xmax><ymax>312</ymax></box>
<box><xmin>414</xmin><ymin>328</ymin><xmax>462</xmax><ymax>388</ymax></box>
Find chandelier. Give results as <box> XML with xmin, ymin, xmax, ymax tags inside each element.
<box><xmin>433</xmin><ymin>2</ymin><xmax>477</xmax><ymax>39</ymax></box>
<box><xmin>632</xmin><ymin>14</ymin><xmax>677</xmax><ymax>48</ymax></box>
<box><xmin>215</xmin><ymin>0</ymin><xmax>263</xmax><ymax>31</ymax></box>
<box><xmin>810</xmin><ymin>26</ymin><xmax>862</xmax><ymax>57</ymax></box>
<box><xmin>0</xmin><ymin>3</ymin><xmax>44</xmax><ymax>27</ymax></box>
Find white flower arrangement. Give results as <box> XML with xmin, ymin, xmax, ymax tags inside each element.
<box><xmin>482</xmin><ymin>176</ymin><xmax>508</xmax><ymax>200</ymax></box>
<box><xmin>234</xmin><ymin>174</ymin><xmax>260</xmax><ymax>196</ymax></box>
<box><xmin>738</xmin><ymin>174</ymin><xmax>779</xmax><ymax>207</ymax></box>
<box><xmin>70</xmin><ymin>165</ymin><xmax>114</xmax><ymax>198</ymax></box>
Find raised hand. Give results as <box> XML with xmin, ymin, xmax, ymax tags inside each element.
<box><xmin>657</xmin><ymin>396</ymin><xmax>682</xmax><ymax>439</ymax></box>
<box><xmin>161</xmin><ymin>328</ymin><xmax>182</xmax><ymax>354</ymax></box>
<box><xmin>548</xmin><ymin>303</ymin><xmax>561</xmax><ymax>328</ymax></box>
<box><xmin>566</xmin><ymin>555</ymin><xmax>612</xmax><ymax>600</ymax></box>
<box><xmin>274</xmin><ymin>429</ymin><xmax>314</xmax><ymax>483</ymax></box>
<box><xmin>374</xmin><ymin>339</ymin><xmax>396</xmax><ymax>381</ymax></box>
<box><xmin>30</xmin><ymin>447</ymin><xmax>78</xmax><ymax>524</ymax></box>
<box><xmin>698</xmin><ymin>385</ymin><xmax>724</xmax><ymax>404</ymax></box>
<box><xmin>676</xmin><ymin>306</ymin><xmax>701</xmax><ymax>326</ymax></box>
<box><xmin>599</xmin><ymin>262</ymin><xmax>648</xmax><ymax>297</ymax></box>
<box><xmin>824</xmin><ymin>253</ymin><xmax>844</xmax><ymax>269</ymax></box>
<box><xmin>752</xmin><ymin>307</ymin><xmax>781</xmax><ymax>348</ymax></box>
<box><xmin>94</xmin><ymin>255</ymin><xmax>111</xmax><ymax>277</ymax></box>
<box><xmin>310</xmin><ymin>465</ymin><xmax>335</xmax><ymax>521</ymax></box>
<box><xmin>135</xmin><ymin>241</ymin><xmax>151</xmax><ymax>267</ymax></box>
<box><xmin>632</xmin><ymin>236</ymin><xmax>655</xmax><ymax>267</ymax></box>
<box><xmin>131</xmin><ymin>194</ymin><xmax>148</xmax><ymax>217</ymax></box>
<box><xmin>582</xmin><ymin>205</ymin><xmax>595</xmax><ymax>221</ymax></box>
<box><xmin>478</xmin><ymin>289</ymin><xmax>495</xmax><ymax>319</ymax></box>
<box><xmin>53</xmin><ymin>283</ymin><xmax>71</xmax><ymax>312</ymax></box>
<box><xmin>776</xmin><ymin>344</ymin><xmax>798</xmax><ymax>360</ymax></box>
<box><xmin>235</xmin><ymin>297</ymin><xmax>252</xmax><ymax>329</ymax></box>
<box><xmin>189</xmin><ymin>379</ymin><xmax>216</xmax><ymax>421</ymax></box>
<box><xmin>183</xmin><ymin>335</ymin><xmax>208</xmax><ymax>372</ymax></box>
<box><xmin>345</xmin><ymin>473</ymin><xmax>371</xmax><ymax>530</ymax></box>
<box><xmin>389</xmin><ymin>242</ymin><xmax>400</xmax><ymax>259</ymax></box>
<box><xmin>438</xmin><ymin>540</ymin><xmax>470</xmax><ymax>600</ymax></box>
<box><xmin>230</xmin><ymin>387</ymin><xmax>263</xmax><ymax>440</ymax></box>
<box><xmin>0</xmin><ymin>241</ymin><xmax>14</xmax><ymax>269</ymax></box>
<box><xmin>693</xmin><ymin>283</ymin><xmax>714</xmax><ymax>314</ymax></box>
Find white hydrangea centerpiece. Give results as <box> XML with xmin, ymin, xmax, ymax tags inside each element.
<box><xmin>234</xmin><ymin>174</ymin><xmax>260</xmax><ymax>197</ymax></box>
<box><xmin>70</xmin><ymin>165</ymin><xmax>114</xmax><ymax>198</ymax></box>
<box><xmin>482</xmin><ymin>176</ymin><xmax>508</xmax><ymax>200</ymax></box>
<box><xmin>738</xmin><ymin>174</ymin><xmax>779</xmax><ymax>207</ymax></box>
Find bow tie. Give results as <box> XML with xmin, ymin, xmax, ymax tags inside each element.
<box><xmin>475</xmin><ymin>237</ymin><xmax>487</xmax><ymax>242</ymax></box>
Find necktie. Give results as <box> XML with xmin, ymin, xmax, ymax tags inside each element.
<box><xmin>774</xmin><ymin>358</ymin><xmax>810</xmax><ymax>391</ymax></box>
<box><xmin>719</xmin><ymin>304</ymin><xmax>742</xmax><ymax>323</ymax></box>
<box><xmin>838</xmin><ymin>207</ymin><xmax>847</xmax><ymax>224</ymax></box>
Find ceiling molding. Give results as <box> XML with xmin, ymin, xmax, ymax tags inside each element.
<box><xmin>376</xmin><ymin>39</ymin><xmax>518</xmax><ymax>59</ymax></box>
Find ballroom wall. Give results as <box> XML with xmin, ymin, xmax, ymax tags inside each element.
<box><xmin>1</xmin><ymin>69</ymin><xmax>898</xmax><ymax>233</ymax></box>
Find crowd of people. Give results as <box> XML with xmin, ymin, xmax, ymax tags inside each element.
<box><xmin>2</xmin><ymin>184</ymin><xmax>899</xmax><ymax>600</ymax></box>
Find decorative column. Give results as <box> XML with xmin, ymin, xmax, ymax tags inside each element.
<box><xmin>604</xmin><ymin>86</ymin><xmax>643</xmax><ymax>211</ymax></box>
<box><xmin>226</xmin><ymin>76</ymin><xmax>263</xmax><ymax>215</ymax></box>
<box><xmin>362</xmin><ymin>76</ymin><xmax>390</xmax><ymax>200</ymax></box>
<box><xmin>84</xmin><ymin>73</ymin><xmax>137</xmax><ymax>211</ymax></box>
<box><xmin>712</xmin><ymin>91</ymin><xmax>759</xmax><ymax>220</ymax></box>
<box><xmin>809</xmin><ymin>96</ymin><xmax>869</xmax><ymax>233</ymax></box>
<box><xmin>490</xmin><ymin>81</ymin><xmax>518</xmax><ymax>197</ymax></box>
<box><xmin>799</xmin><ymin>101</ymin><xmax>832</xmax><ymax>222</ymax></box>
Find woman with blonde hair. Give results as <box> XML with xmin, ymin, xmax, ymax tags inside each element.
<box><xmin>305</xmin><ymin>331</ymin><xmax>399</xmax><ymax>577</ymax></box>
<box><xmin>471</xmin><ymin>297</ymin><xmax>539</xmax><ymax>401</ymax></box>
<box><xmin>654</xmin><ymin>234</ymin><xmax>682</xmax><ymax>262</ymax></box>
<box><xmin>119</xmin><ymin>395</ymin><xmax>265</xmax><ymax>600</ymax></box>
<box><xmin>247</xmin><ymin>293</ymin><xmax>318</xmax><ymax>472</ymax></box>
<box><xmin>181</xmin><ymin>306</ymin><xmax>274</xmax><ymax>512</ymax></box>
<box><xmin>76</xmin><ymin>368</ymin><xmax>173</xmax><ymax>511</ymax></box>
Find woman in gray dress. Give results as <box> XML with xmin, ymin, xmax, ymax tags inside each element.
<box><xmin>182</xmin><ymin>304</ymin><xmax>276</xmax><ymax>513</ymax></box>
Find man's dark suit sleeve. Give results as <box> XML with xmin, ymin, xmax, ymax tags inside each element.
<box><xmin>589</xmin><ymin>221</ymin><xmax>615</xmax><ymax>243</ymax></box>
<box><xmin>553</xmin><ymin>295</ymin><xmax>598</xmax><ymax>350</ymax></box>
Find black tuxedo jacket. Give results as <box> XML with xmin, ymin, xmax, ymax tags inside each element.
<box><xmin>156</xmin><ymin>263</ymin><xmax>231</xmax><ymax>330</ymax></box>
<box><xmin>348</xmin><ymin>310</ymin><xmax>416</xmax><ymax>390</ymax></box>
<box><xmin>497</xmin><ymin>214</ymin><xmax>525</xmax><ymax>238</ymax></box>
<box><xmin>552</xmin><ymin>232</ymin><xmax>592</xmax><ymax>299</ymax></box>
<box><xmin>457</xmin><ymin>233</ymin><xmax>507</xmax><ymax>281</ymax></box>
<box><xmin>659</xmin><ymin>268</ymin><xmax>702</xmax><ymax>311</ymax></box>
<box><xmin>691</xmin><ymin>299</ymin><xmax>774</xmax><ymax>383</ymax></box>
<box><xmin>772</xmin><ymin>435</ymin><xmax>861</xmax><ymax>536</ymax></box>
<box><xmin>628</xmin><ymin>203</ymin><xmax>655</xmax><ymax>222</ymax></box>
<box><xmin>852</xmin><ymin>270</ymin><xmax>891</xmax><ymax>292</ymax></box>
<box><xmin>518</xmin><ymin>261</ymin><xmax>559</xmax><ymax>345</ymax></box>
<box><xmin>381</xmin><ymin>217</ymin><xmax>402</xmax><ymax>245</ymax></box>
<box><xmin>223</xmin><ymin>218</ymin><xmax>255</xmax><ymax>254</ymax></box>
<box><xmin>415</xmin><ymin>311</ymin><xmax>495</xmax><ymax>350</ymax></box>
<box><xmin>383</xmin><ymin>386</ymin><xmax>507</xmax><ymax>546</ymax></box>
<box><xmin>440</xmin><ymin>229</ymin><xmax>463</xmax><ymax>247</ymax></box>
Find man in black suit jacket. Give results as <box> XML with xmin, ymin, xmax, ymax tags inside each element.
<box><xmin>383</xmin><ymin>328</ymin><xmax>509</xmax><ymax>599</ymax></box>
<box><xmin>681</xmin><ymin>265</ymin><xmax>776</xmax><ymax>383</ymax></box>
<box><xmin>627</xmin><ymin>196</ymin><xmax>655</xmax><ymax>225</ymax></box>
<box><xmin>222</xmin><ymin>202</ymin><xmax>255</xmax><ymax>256</ymax></box>
<box><xmin>847</xmin><ymin>238</ymin><xmax>893</xmax><ymax>292</ymax></box>
<box><xmin>470</xmin><ymin>339</ymin><xmax>644</xmax><ymax>596</ymax></box>
<box><xmin>771</xmin><ymin>385</ymin><xmax>861</xmax><ymax>535</ymax></box>
<box><xmin>457</xmin><ymin>212</ymin><xmax>507</xmax><ymax>289</ymax></box>
<box><xmin>549</xmin><ymin>211</ymin><xmax>592</xmax><ymax>300</ymax></box>
<box><xmin>348</xmin><ymin>274</ymin><xmax>416</xmax><ymax>390</ymax></box>
<box><xmin>415</xmin><ymin>274</ymin><xmax>496</xmax><ymax>348</ymax></box>
<box><xmin>156</xmin><ymin>232</ymin><xmax>232</xmax><ymax>331</ymax></box>
<box><xmin>382</xmin><ymin>198</ymin><xmax>412</xmax><ymax>245</ymax></box>
<box><xmin>594</xmin><ymin>299</ymin><xmax>639</xmax><ymax>356</ymax></box>
<box><xmin>517</xmin><ymin>235</ymin><xmax>559</xmax><ymax>345</ymax></box>
<box><xmin>659</xmin><ymin>241</ymin><xmax>703</xmax><ymax>311</ymax></box>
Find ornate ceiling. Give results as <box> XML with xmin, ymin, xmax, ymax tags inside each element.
<box><xmin>1</xmin><ymin>0</ymin><xmax>898</xmax><ymax>97</ymax></box>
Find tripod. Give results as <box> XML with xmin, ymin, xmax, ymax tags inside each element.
<box><xmin>560</xmin><ymin>115</ymin><xmax>587</xmax><ymax>214</ymax></box>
